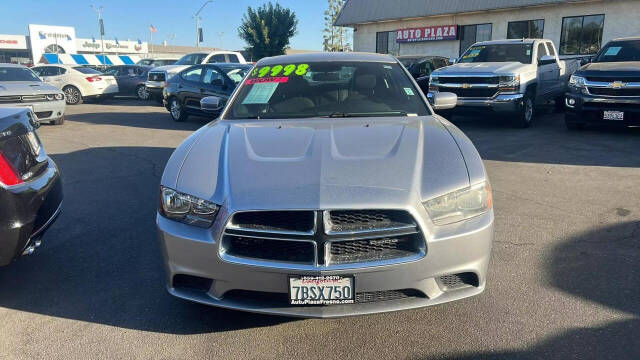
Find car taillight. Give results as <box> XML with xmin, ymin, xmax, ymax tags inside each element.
<box><xmin>86</xmin><ymin>76</ymin><xmax>102</xmax><ymax>82</ymax></box>
<box><xmin>0</xmin><ymin>151</ymin><xmax>22</xmax><ymax>186</ymax></box>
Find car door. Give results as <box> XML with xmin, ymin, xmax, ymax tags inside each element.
<box><xmin>200</xmin><ymin>66</ymin><xmax>229</xmax><ymax>111</ymax></box>
<box><xmin>119</xmin><ymin>67</ymin><xmax>139</xmax><ymax>94</ymax></box>
<box><xmin>178</xmin><ymin>66</ymin><xmax>204</xmax><ymax>111</ymax></box>
<box><xmin>545</xmin><ymin>42</ymin><xmax>562</xmax><ymax>96</ymax></box>
<box><xmin>536</xmin><ymin>42</ymin><xmax>553</xmax><ymax>101</ymax></box>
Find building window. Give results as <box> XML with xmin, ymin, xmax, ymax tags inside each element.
<box><xmin>507</xmin><ymin>20</ymin><xmax>544</xmax><ymax>39</ymax></box>
<box><xmin>376</xmin><ymin>31</ymin><xmax>400</xmax><ymax>55</ymax></box>
<box><xmin>459</xmin><ymin>24</ymin><xmax>492</xmax><ymax>55</ymax></box>
<box><xmin>559</xmin><ymin>14</ymin><xmax>605</xmax><ymax>55</ymax></box>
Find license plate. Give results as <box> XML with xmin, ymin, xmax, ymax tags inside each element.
<box><xmin>603</xmin><ymin>110</ymin><xmax>624</xmax><ymax>120</ymax></box>
<box><xmin>289</xmin><ymin>276</ymin><xmax>354</xmax><ymax>305</ymax></box>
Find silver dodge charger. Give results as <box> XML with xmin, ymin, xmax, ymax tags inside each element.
<box><xmin>157</xmin><ymin>52</ymin><xmax>494</xmax><ymax>318</ymax></box>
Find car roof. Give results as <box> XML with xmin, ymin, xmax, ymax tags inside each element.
<box><xmin>610</xmin><ymin>36</ymin><xmax>640</xmax><ymax>42</ymax></box>
<box><xmin>0</xmin><ymin>63</ymin><xmax>27</xmax><ymax>68</ymax></box>
<box><xmin>475</xmin><ymin>39</ymin><xmax>541</xmax><ymax>46</ymax></box>
<box><xmin>257</xmin><ymin>52</ymin><xmax>397</xmax><ymax>66</ymax></box>
<box><xmin>206</xmin><ymin>63</ymin><xmax>252</xmax><ymax>68</ymax></box>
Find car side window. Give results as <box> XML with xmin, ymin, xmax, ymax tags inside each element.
<box><xmin>537</xmin><ymin>43</ymin><xmax>548</xmax><ymax>61</ymax></box>
<box><xmin>208</xmin><ymin>54</ymin><xmax>226</xmax><ymax>63</ymax></box>
<box><xmin>31</xmin><ymin>67</ymin><xmax>44</xmax><ymax>76</ymax></box>
<box><xmin>135</xmin><ymin>67</ymin><xmax>145</xmax><ymax>76</ymax></box>
<box><xmin>202</xmin><ymin>67</ymin><xmax>224</xmax><ymax>86</ymax></box>
<box><xmin>105</xmin><ymin>67</ymin><xmax>119</xmax><ymax>75</ymax></box>
<box><xmin>228</xmin><ymin>54</ymin><xmax>239</xmax><ymax>63</ymax></box>
<box><xmin>59</xmin><ymin>67</ymin><xmax>67</xmax><ymax>75</ymax></box>
<box><xmin>546</xmin><ymin>42</ymin><xmax>556</xmax><ymax>57</ymax></box>
<box><xmin>181</xmin><ymin>67</ymin><xmax>203</xmax><ymax>82</ymax></box>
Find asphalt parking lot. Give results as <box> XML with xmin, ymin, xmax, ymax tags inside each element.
<box><xmin>1</xmin><ymin>99</ymin><xmax>639</xmax><ymax>360</ymax></box>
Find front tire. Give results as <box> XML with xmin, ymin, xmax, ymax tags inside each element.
<box><xmin>512</xmin><ymin>91</ymin><xmax>534</xmax><ymax>128</ymax></box>
<box><xmin>169</xmin><ymin>97</ymin><xmax>188</xmax><ymax>122</ymax></box>
<box><xmin>136</xmin><ymin>85</ymin><xmax>150</xmax><ymax>100</ymax></box>
<box><xmin>63</xmin><ymin>86</ymin><xmax>83</xmax><ymax>105</ymax></box>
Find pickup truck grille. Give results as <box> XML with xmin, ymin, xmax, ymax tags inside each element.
<box><xmin>220</xmin><ymin>210</ymin><xmax>425</xmax><ymax>267</ymax></box>
<box><xmin>437</xmin><ymin>76</ymin><xmax>499</xmax><ymax>85</ymax></box>
<box><xmin>148</xmin><ymin>72</ymin><xmax>166</xmax><ymax>82</ymax></box>
<box><xmin>438</xmin><ymin>87</ymin><xmax>497</xmax><ymax>98</ymax></box>
<box><xmin>588</xmin><ymin>87</ymin><xmax>640</xmax><ymax>97</ymax></box>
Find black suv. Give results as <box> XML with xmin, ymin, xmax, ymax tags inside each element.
<box><xmin>565</xmin><ymin>37</ymin><xmax>640</xmax><ymax>129</ymax></box>
<box><xmin>163</xmin><ymin>63</ymin><xmax>252</xmax><ymax>122</ymax></box>
<box><xmin>0</xmin><ymin>108</ymin><xmax>62</xmax><ymax>266</ymax></box>
<box><xmin>397</xmin><ymin>55</ymin><xmax>449</xmax><ymax>94</ymax></box>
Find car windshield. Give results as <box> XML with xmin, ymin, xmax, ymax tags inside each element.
<box><xmin>75</xmin><ymin>67</ymin><xmax>102</xmax><ymax>74</ymax></box>
<box><xmin>398</xmin><ymin>57</ymin><xmax>422</xmax><ymax>68</ymax></box>
<box><xmin>138</xmin><ymin>59</ymin><xmax>153</xmax><ymax>66</ymax></box>
<box><xmin>175</xmin><ymin>53</ymin><xmax>207</xmax><ymax>65</ymax></box>
<box><xmin>460</xmin><ymin>44</ymin><xmax>533</xmax><ymax>64</ymax></box>
<box><xmin>595</xmin><ymin>40</ymin><xmax>640</xmax><ymax>62</ymax></box>
<box><xmin>0</xmin><ymin>67</ymin><xmax>41</xmax><ymax>81</ymax></box>
<box><xmin>224</xmin><ymin>61</ymin><xmax>430</xmax><ymax>120</ymax></box>
<box><xmin>221</xmin><ymin>66</ymin><xmax>251</xmax><ymax>85</ymax></box>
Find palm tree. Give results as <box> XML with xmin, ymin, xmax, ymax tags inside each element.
<box><xmin>238</xmin><ymin>2</ymin><xmax>298</xmax><ymax>61</ymax></box>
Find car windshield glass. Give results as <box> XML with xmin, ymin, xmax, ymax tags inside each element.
<box><xmin>595</xmin><ymin>40</ymin><xmax>640</xmax><ymax>62</ymax></box>
<box><xmin>0</xmin><ymin>67</ymin><xmax>41</xmax><ymax>81</ymax></box>
<box><xmin>221</xmin><ymin>66</ymin><xmax>250</xmax><ymax>84</ymax></box>
<box><xmin>224</xmin><ymin>61</ymin><xmax>430</xmax><ymax>120</ymax></box>
<box><xmin>460</xmin><ymin>44</ymin><xmax>533</xmax><ymax>64</ymax></box>
<box><xmin>138</xmin><ymin>59</ymin><xmax>152</xmax><ymax>65</ymax></box>
<box><xmin>75</xmin><ymin>67</ymin><xmax>102</xmax><ymax>74</ymax></box>
<box><xmin>175</xmin><ymin>54</ymin><xmax>207</xmax><ymax>65</ymax></box>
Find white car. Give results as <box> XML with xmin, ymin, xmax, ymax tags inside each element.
<box><xmin>145</xmin><ymin>51</ymin><xmax>246</xmax><ymax>102</ymax></box>
<box><xmin>31</xmin><ymin>65</ymin><xmax>119</xmax><ymax>105</ymax></box>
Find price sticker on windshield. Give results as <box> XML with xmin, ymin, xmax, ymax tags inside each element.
<box><xmin>250</xmin><ymin>63</ymin><xmax>310</xmax><ymax>79</ymax></box>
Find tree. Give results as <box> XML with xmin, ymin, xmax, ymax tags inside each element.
<box><xmin>323</xmin><ymin>0</ymin><xmax>351</xmax><ymax>52</ymax></box>
<box><xmin>238</xmin><ymin>2</ymin><xmax>298</xmax><ymax>61</ymax></box>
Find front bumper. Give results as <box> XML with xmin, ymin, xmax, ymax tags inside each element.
<box><xmin>428</xmin><ymin>92</ymin><xmax>524</xmax><ymax>114</ymax></box>
<box><xmin>0</xmin><ymin>158</ymin><xmax>63</xmax><ymax>266</ymax></box>
<box><xmin>157</xmin><ymin>208</ymin><xmax>493</xmax><ymax>318</ymax></box>
<box><xmin>145</xmin><ymin>81</ymin><xmax>165</xmax><ymax>98</ymax></box>
<box><xmin>5</xmin><ymin>100</ymin><xmax>66</xmax><ymax>122</ymax></box>
<box><xmin>565</xmin><ymin>89</ymin><xmax>640</xmax><ymax>126</ymax></box>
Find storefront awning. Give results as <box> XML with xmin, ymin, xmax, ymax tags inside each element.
<box><xmin>40</xmin><ymin>53</ymin><xmax>141</xmax><ymax>66</ymax></box>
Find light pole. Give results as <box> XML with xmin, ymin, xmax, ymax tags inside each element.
<box><xmin>194</xmin><ymin>0</ymin><xmax>213</xmax><ymax>49</ymax></box>
<box><xmin>90</xmin><ymin>5</ymin><xmax>105</xmax><ymax>61</ymax></box>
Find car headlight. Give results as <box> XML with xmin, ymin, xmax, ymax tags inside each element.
<box><xmin>159</xmin><ymin>186</ymin><xmax>220</xmax><ymax>228</ymax></box>
<box><xmin>569</xmin><ymin>75</ymin><xmax>586</xmax><ymax>88</ymax></box>
<box><xmin>45</xmin><ymin>94</ymin><xmax>55</xmax><ymax>101</ymax></box>
<box><xmin>55</xmin><ymin>93</ymin><xmax>64</xmax><ymax>100</ymax></box>
<box><xmin>424</xmin><ymin>182</ymin><xmax>492</xmax><ymax>225</ymax></box>
<box><xmin>498</xmin><ymin>75</ymin><xmax>520</xmax><ymax>92</ymax></box>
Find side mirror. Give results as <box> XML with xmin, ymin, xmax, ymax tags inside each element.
<box><xmin>448</xmin><ymin>57</ymin><xmax>457</xmax><ymax>65</ymax></box>
<box><xmin>538</xmin><ymin>55</ymin><xmax>557</xmax><ymax>66</ymax></box>
<box><xmin>432</xmin><ymin>92</ymin><xmax>457</xmax><ymax>110</ymax></box>
<box><xmin>200</xmin><ymin>96</ymin><xmax>223</xmax><ymax>113</ymax></box>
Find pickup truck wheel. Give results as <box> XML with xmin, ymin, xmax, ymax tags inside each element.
<box><xmin>513</xmin><ymin>92</ymin><xmax>534</xmax><ymax>128</ymax></box>
<box><xmin>169</xmin><ymin>97</ymin><xmax>188</xmax><ymax>122</ymax></box>
<box><xmin>63</xmin><ymin>85</ymin><xmax>83</xmax><ymax>105</ymax></box>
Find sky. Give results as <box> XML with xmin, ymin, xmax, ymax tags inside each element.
<box><xmin>1</xmin><ymin>0</ymin><xmax>328</xmax><ymax>51</ymax></box>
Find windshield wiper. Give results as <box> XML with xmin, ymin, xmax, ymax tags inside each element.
<box><xmin>326</xmin><ymin>111</ymin><xmax>408</xmax><ymax>118</ymax></box>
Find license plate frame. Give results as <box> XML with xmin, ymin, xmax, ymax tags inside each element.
<box><xmin>288</xmin><ymin>275</ymin><xmax>355</xmax><ymax>305</ymax></box>
<box><xmin>603</xmin><ymin>110</ymin><xmax>624</xmax><ymax>121</ymax></box>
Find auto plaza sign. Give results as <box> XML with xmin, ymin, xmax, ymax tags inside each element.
<box><xmin>396</xmin><ymin>25</ymin><xmax>458</xmax><ymax>42</ymax></box>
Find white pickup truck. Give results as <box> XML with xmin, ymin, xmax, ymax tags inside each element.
<box><xmin>427</xmin><ymin>39</ymin><xmax>580</xmax><ymax>127</ymax></box>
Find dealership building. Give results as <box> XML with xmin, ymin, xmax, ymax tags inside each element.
<box><xmin>336</xmin><ymin>0</ymin><xmax>640</xmax><ymax>59</ymax></box>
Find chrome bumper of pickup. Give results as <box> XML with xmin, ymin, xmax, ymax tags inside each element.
<box><xmin>428</xmin><ymin>92</ymin><xmax>523</xmax><ymax>112</ymax></box>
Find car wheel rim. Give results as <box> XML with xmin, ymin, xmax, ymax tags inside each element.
<box><xmin>138</xmin><ymin>86</ymin><xmax>149</xmax><ymax>100</ymax></box>
<box><xmin>525</xmin><ymin>98</ymin><xmax>533</xmax><ymax>122</ymax></box>
<box><xmin>64</xmin><ymin>88</ymin><xmax>78</xmax><ymax>104</ymax></box>
<box><xmin>170</xmin><ymin>100</ymin><xmax>181</xmax><ymax>119</ymax></box>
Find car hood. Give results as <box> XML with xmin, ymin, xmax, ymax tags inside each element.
<box><xmin>148</xmin><ymin>65</ymin><xmax>190</xmax><ymax>75</ymax></box>
<box><xmin>170</xmin><ymin>117</ymin><xmax>472</xmax><ymax>211</ymax></box>
<box><xmin>577</xmin><ymin>61</ymin><xmax>640</xmax><ymax>78</ymax></box>
<box><xmin>0</xmin><ymin>81</ymin><xmax>62</xmax><ymax>95</ymax></box>
<box><xmin>435</xmin><ymin>62</ymin><xmax>527</xmax><ymax>75</ymax></box>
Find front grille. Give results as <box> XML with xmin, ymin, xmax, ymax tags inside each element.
<box><xmin>21</xmin><ymin>95</ymin><xmax>47</xmax><ymax>102</ymax></box>
<box><xmin>222</xmin><ymin>289</ymin><xmax>427</xmax><ymax>305</ymax></box>
<box><xmin>148</xmin><ymin>72</ymin><xmax>166</xmax><ymax>82</ymax></box>
<box><xmin>0</xmin><ymin>95</ymin><xmax>48</xmax><ymax>103</ymax></box>
<box><xmin>586</xmin><ymin>76</ymin><xmax>640</xmax><ymax>83</ymax></box>
<box><xmin>588</xmin><ymin>87</ymin><xmax>640</xmax><ymax>97</ymax></box>
<box><xmin>328</xmin><ymin>234</ymin><xmax>422</xmax><ymax>264</ymax></box>
<box><xmin>438</xmin><ymin>76</ymin><xmax>499</xmax><ymax>85</ymax></box>
<box><xmin>34</xmin><ymin>111</ymin><xmax>52</xmax><ymax>119</ymax></box>
<box><xmin>0</xmin><ymin>95</ymin><xmax>21</xmax><ymax>103</ymax></box>
<box><xmin>439</xmin><ymin>87</ymin><xmax>497</xmax><ymax>98</ymax></box>
<box><xmin>221</xmin><ymin>210</ymin><xmax>424</xmax><ymax>266</ymax></box>
<box><xmin>223</xmin><ymin>235</ymin><xmax>315</xmax><ymax>264</ymax></box>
